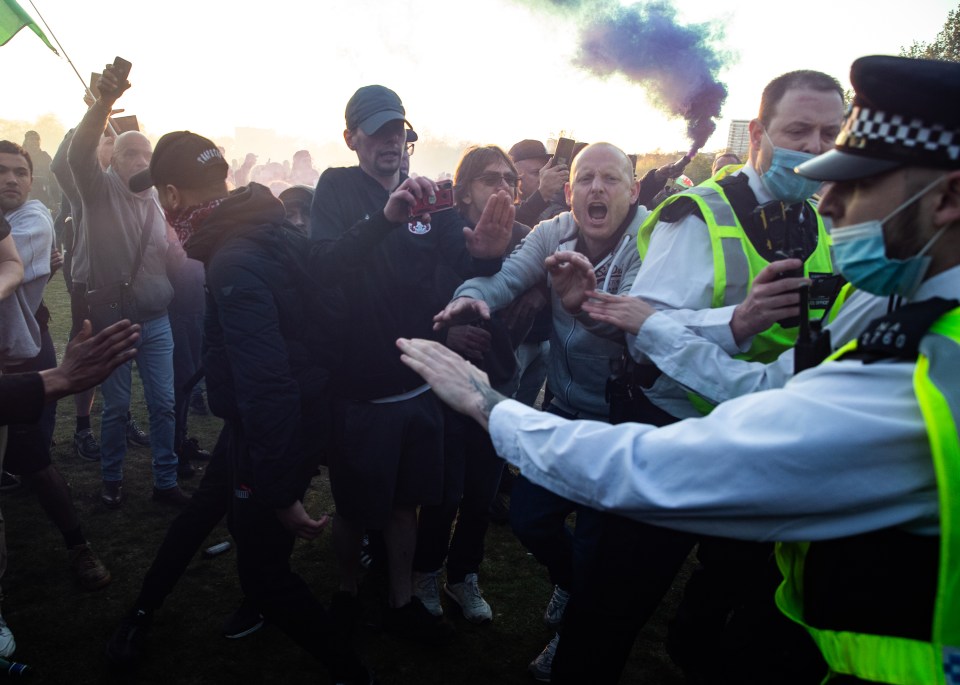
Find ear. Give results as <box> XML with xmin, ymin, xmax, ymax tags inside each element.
<box><xmin>747</xmin><ymin>118</ymin><xmax>764</xmax><ymax>157</ymax></box>
<box><xmin>162</xmin><ymin>184</ymin><xmax>183</xmax><ymax>212</ymax></box>
<box><xmin>563</xmin><ymin>181</ymin><xmax>572</xmax><ymax>207</ymax></box>
<box><xmin>932</xmin><ymin>170</ymin><xmax>960</xmax><ymax>229</ymax></box>
<box><xmin>343</xmin><ymin>129</ymin><xmax>356</xmax><ymax>151</ymax></box>
<box><xmin>628</xmin><ymin>178</ymin><xmax>641</xmax><ymax>204</ymax></box>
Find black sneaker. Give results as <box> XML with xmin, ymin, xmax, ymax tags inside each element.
<box><xmin>106</xmin><ymin>609</ymin><xmax>152</xmax><ymax>666</ymax></box>
<box><xmin>222</xmin><ymin>598</ymin><xmax>264</xmax><ymax>639</ymax></box>
<box><xmin>151</xmin><ymin>486</ymin><xmax>191</xmax><ymax>507</ymax></box>
<box><xmin>189</xmin><ymin>390</ymin><xmax>209</xmax><ymax>416</ymax></box>
<box><xmin>126</xmin><ymin>418</ymin><xmax>150</xmax><ymax>447</ymax></box>
<box><xmin>383</xmin><ymin>597</ymin><xmax>455</xmax><ymax>646</ymax></box>
<box><xmin>101</xmin><ymin>480</ymin><xmax>123</xmax><ymax>509</ymax></box>
<box><xmin>74</xmin><ymin>428</ymin><xmax>101</xmax><ymax>461</ymax></box>
<box><xmin>180</xmin><ymin>437</ymin><xmax>211</xmax><ymax>461</ymax></box>
<box><xmin>331</xmin><ymin>590</ymin><xmax>361</xmax><ymax>633</ymax></box>
<box><xmin>177</xmin><ymin>461</ymin><xmax>199</xmax><ymax>479</ymax></box>
<box><xmin>0</xmin><ymin>472</ymin><xmax>20</xmax><ymax>493</ymax></box>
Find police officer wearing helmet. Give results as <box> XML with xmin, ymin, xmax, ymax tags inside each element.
<box><xmin>395</xmin><ymin>54</ymin><xmax>960</xmax><ymax>685</ymax></box>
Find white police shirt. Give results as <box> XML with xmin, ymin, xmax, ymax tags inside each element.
<box><xmin>489</xmin><ymin>266</ymin><xmax>960</xmax><ymax>543</ymax></box>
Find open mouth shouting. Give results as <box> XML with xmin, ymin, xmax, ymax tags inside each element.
<box><xmin>587</xmin><ymin>201</ymin><xmax>608</xmax><ymax>223</ymax></box>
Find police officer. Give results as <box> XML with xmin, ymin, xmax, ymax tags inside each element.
<box><xmin>398</xmin><ymin>54</ymin><xmax>960</xmax><ymax>685</ymax></box>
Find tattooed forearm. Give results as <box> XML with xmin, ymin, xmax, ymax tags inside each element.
<box><xmin>470</xmin><ymin>375</ymin><xmax>507</xmax><ymax>421</ymax></box>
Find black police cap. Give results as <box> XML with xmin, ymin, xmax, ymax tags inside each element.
<box><xmin>797</xmin><ymin>55</ymin><xmax>960</xmax><ymax>181</ymax></box>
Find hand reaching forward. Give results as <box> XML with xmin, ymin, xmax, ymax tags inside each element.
<box><xmin>544</xmin><ymin>250</ymin><xmax>596</xmax><ymax>314</ymax></box>
<box><xmin>730</xmin><ymin>258</ymin><xmax>809</xmax><ymax>346</ymax></box>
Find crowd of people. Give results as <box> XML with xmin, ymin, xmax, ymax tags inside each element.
<box><xmin>0</xmin><ymin>51</ymin><xmax>958</xmax><ymax>685</ymax></box>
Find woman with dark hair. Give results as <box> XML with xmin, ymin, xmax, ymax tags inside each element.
<box><xmin>412</xmin><ymin>145</ymin><xmax>533</xmax><ymax>624</ymax></box>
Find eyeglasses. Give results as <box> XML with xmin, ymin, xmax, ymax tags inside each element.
<box><xmin>405</xmin><ymin>143</ymin><xmax>415</xmax><ymax>156</ymax></box>
<box><xmin>475</xmin><ymin>172</ymin><xmax>519</xmax><ymax>188</ymax></box>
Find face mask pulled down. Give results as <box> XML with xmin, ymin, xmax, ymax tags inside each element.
<box><xmin>831</xmin><ymin>177</ymin><xmax>947</xmax><ymax>299</ymax></box>
<box><xmin>759</xmin><ymin>132</ymin><xmax>821</xmax><ymax>205</ymax></box>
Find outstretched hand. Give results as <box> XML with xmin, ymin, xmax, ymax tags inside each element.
<box><xmin>276</xmin><ymin>502</ymin><xmax>329</xmax><ymax>541</ymax></box>
<box><xmin>581</xmin><ymin>290</ymin><xmax>657</xmax><ymax>335</ymax></box>
<box><xmin>41</xmin><ymin>319</ymin><xmax>140</xmax><ymax>401</ymax></box>
<box><xmin>544</xmin><ymin>250</ymin><xmax>596</xmax><ymax>314</ymax></box>
<box><xmin>397</xmin><ymin>337</ymin><xmax>501</xmax><ymax>431</ymax></box>
<box><xmin>464</xmin><ymin>191</ymin><xmax>514</xmax><ymax>258</ymax></box>
<box><xmin>731</xmin><ymin>258</ymin><xmax>809</xmax><ymax>346</ymax></box>
<box><xmin>433</xmin><ymin>296</ymin><xmax>490</xmax><ymax>331</ymax></box>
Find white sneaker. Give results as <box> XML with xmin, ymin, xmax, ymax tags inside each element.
<box><xmin>412</xmin><ymin>569</ymin><xmax>443</xmax><ymax>617</ymax></box>
<box><xmin>528</xmin><ymin>633</ymin><xmax>559</xmax><ymax>682</ymax></box>
<box><xmin>0</xmin><ymin>614</ymin><xmax>16</xmax><ymax>658</ymax></box>
<box><xmin>444</xmin><ymin>573</ymin><xmax>493</xmax><ymax>624</ymax></box>
<box><xmin>543</xmin><ymin>585</ymin><xmax>570</xmax><ymax>628</ymax></box>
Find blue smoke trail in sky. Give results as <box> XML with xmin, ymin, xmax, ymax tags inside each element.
<box><xmin>521</xmin><ymin>0</ymin><xmax>730</xmax><ymax>153</ymax></box>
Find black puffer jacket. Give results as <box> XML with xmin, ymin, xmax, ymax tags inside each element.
<box><xmin>186</xmin><ymin>183</ymin><xmax>342</xmax><ymax>508</ymax></box>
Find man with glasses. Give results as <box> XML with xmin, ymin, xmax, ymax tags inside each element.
<box><xmin>308</xmin><ymin>85</ymin><xmax>514</xmax><ymax>643</ymax></box>
<box><xmin>433</xmin><ymin>142</ymin><xmax>647</xmax><ymax>679</ymax></box>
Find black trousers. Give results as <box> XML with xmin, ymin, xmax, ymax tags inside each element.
<box><xmin>136</xmin><ymin>423</ymin><xmax>366</xmax><ymax>682</ymax></box>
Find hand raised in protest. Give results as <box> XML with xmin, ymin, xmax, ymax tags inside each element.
<box><xmin>545</xmin><ymin>250</ymin><xmax>596</xmax><ymax>314</ymax></box>
<box><xmin>397</xmin><ymin>337</ymin><xmax>501</xmax><ymax>431</ymax></box>
<box><xmin>384</xmin><ymin>176</ymin><xmax>439</xmax><ymax>224</ymax></box>
<box><xmin>433</xmin><ymin>296</ymin><xmax>491</xmax><ymax>331</ymax></box>
<box><xmin>463</xmin><ymin>191</ymin><xmax>514</xmax><ymax>259</ymax></box>
<box><xmin>582</xmin><ymin>290</ymin><xmax>657</xmax><ymax>335</ymax></box>
<box><xmin>445</xmin><ymin>324</ymin><xmax>492</xmax><ymax>360</ymax></box>
<box><xmin>730</xmin><ymin>258</ymin><xmax>810</xmax><ymax>346</ymax></box>
<box><xmin>96</xmin><ymin>63</ymin><xmax>131</xmax><ymax>107</ymax></box>
<box><xmin>276</xmin><ymin>502</ymin><xmax>329</xmax><ymax>541</ymax></box>
<box><xmin>538</xmin><ymin>157</ymin><xmax>569</xmax><ymax>199</ymax></box>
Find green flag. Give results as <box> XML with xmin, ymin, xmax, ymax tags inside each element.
<box><xmin>0</xmin><ymin>0</ymin><xmax>58</xmax><ymax>54</ymax></box>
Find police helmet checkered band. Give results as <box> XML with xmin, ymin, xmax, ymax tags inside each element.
<box><xmin>796</xmin><ymin>55</ymin><xmax>960</xmax><ymax>182</ymax></box>
<box><xmin>838</xmin><ymin>106</ymin><xmax>960</xmax><ymax>164</ymax></box>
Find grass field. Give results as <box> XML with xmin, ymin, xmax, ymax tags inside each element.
<box><xmin>2</xmin><ymin>275</ymin><xmax>687</xmax><ymax>684</ymax></box>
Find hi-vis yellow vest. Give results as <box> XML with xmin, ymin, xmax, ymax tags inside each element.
<box><xmin>776</xmin><ymin>306</ymin><xmax>960</xmax><ymax>685</ymax></box>
<box><xmin>637</xmin><ymin>169</ymin><xmax>833</xmax><ymax>412</ymax></box>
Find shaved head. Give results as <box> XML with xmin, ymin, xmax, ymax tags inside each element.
<box><xmin>571</xmin><ymin>142</ymin><xmax>634</xmax><ymax>182</ymax></box>
<box><xmin>112</xmin><ymin>131</ymin><xmax>152</xmax><ymax>187</ymax></box>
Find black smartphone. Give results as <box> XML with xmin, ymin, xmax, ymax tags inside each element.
<box><xmin>112</xmin><ymin>56</ymin><xmax>132</xmax><ymax>82</ymax></box>
<box><xmin>553</xmin><ymin>137</ymin><xmax>576</xmax><ymax>166</ymax></box>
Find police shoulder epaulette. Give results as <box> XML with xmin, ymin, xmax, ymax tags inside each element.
<box><xmin>838</xmin><ymin>297</ymin><xmax>960</xmax><ymax>363</ymax></box>
<box><xmin>659</xmin><ymin>196</ymin><xmax>700</xmax><ymax>223</ymax></box>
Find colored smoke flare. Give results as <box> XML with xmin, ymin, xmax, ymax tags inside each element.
<box><xmin>520</xmin><ymin>0</ymin><xmax>730</xmax><ymax>151</ymax></box>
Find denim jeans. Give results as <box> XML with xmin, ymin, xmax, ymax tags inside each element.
<box><xmin>100</xmin><ymin>315</ymin><xmax>178</xmax><ymax>490</ymax></box>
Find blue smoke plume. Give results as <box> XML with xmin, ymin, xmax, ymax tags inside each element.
<box><xmin>522</xmin><ymin>0</ymin><xmax>729</xmax><ymax>153</ymax></box>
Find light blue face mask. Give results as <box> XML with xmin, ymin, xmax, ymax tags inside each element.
<box><xmin>831</xmin><ymin>177</ymin><xmax>947</xmax><ymax>298</ymax></box>
<box><xmin>759</xmin><ymin>133</ymin><xmax>822</xmax><ymax>205</ymax></box>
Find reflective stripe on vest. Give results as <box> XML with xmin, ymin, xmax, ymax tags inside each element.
<box><xmin>638</xmin><ymin>174</ymin><xmax>833</xmax><ymax>413</ymax></box>
<box><xmin>775</xmin><ymin>307</ymin><xmax>960</xmax><ymax>685</ymax></box>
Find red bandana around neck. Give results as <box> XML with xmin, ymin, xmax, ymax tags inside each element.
<box><xmin>165</xmin><ymin>198</ymin><xmax>225</xmax><ymax>245</ymax></box>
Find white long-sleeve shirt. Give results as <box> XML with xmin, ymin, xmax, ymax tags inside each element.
<box><xmin>626</xmin><ymin>164</ymin><xmax>790</xmax><ymax>417</ymax></box>
<box><xmin>489</xmin><ymin>267</ymin><xmax>960</xmax><ymax>544</ymax></box>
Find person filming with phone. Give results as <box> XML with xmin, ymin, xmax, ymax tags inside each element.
<box><xmin>67</xmin><ymin>58</ymin><xmax>186</xmax><ymax>509</ymax></box>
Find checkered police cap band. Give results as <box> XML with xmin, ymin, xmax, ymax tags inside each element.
<box><xmin>837</xmin><ymin>106</ymin><xmax>960</xmax><ymax>167</ymax></box>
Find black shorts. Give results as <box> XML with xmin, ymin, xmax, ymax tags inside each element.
<box><xmin>327</xmin><ymin>391</ymin><xmax>444</xmax><ymax>529</ymax></box>
<box><xmin>69</xmin><ymin>283</ymin><xmax>90</xmax><ymax>338</ymax></box>
<box><xmin>3</xmin><ymin>330</ymin><xmax>57</xmax><ymax>476</ymax></box>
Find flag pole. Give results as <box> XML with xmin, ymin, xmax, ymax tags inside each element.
<box><xmin>26</xmin><ymin>0</ymin><xmax>117</xmax><ymax>135</ymax></box>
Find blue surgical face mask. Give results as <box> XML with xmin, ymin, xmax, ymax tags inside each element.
<box><xmin>759</xmin><ymin>132</ymin><xmax>821</xmax><ymax>205</ymax></box>
<box><xmin>831</xmin><ymin>176</ymin><xmax>947</xmax><ymax>298</ymax></box>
